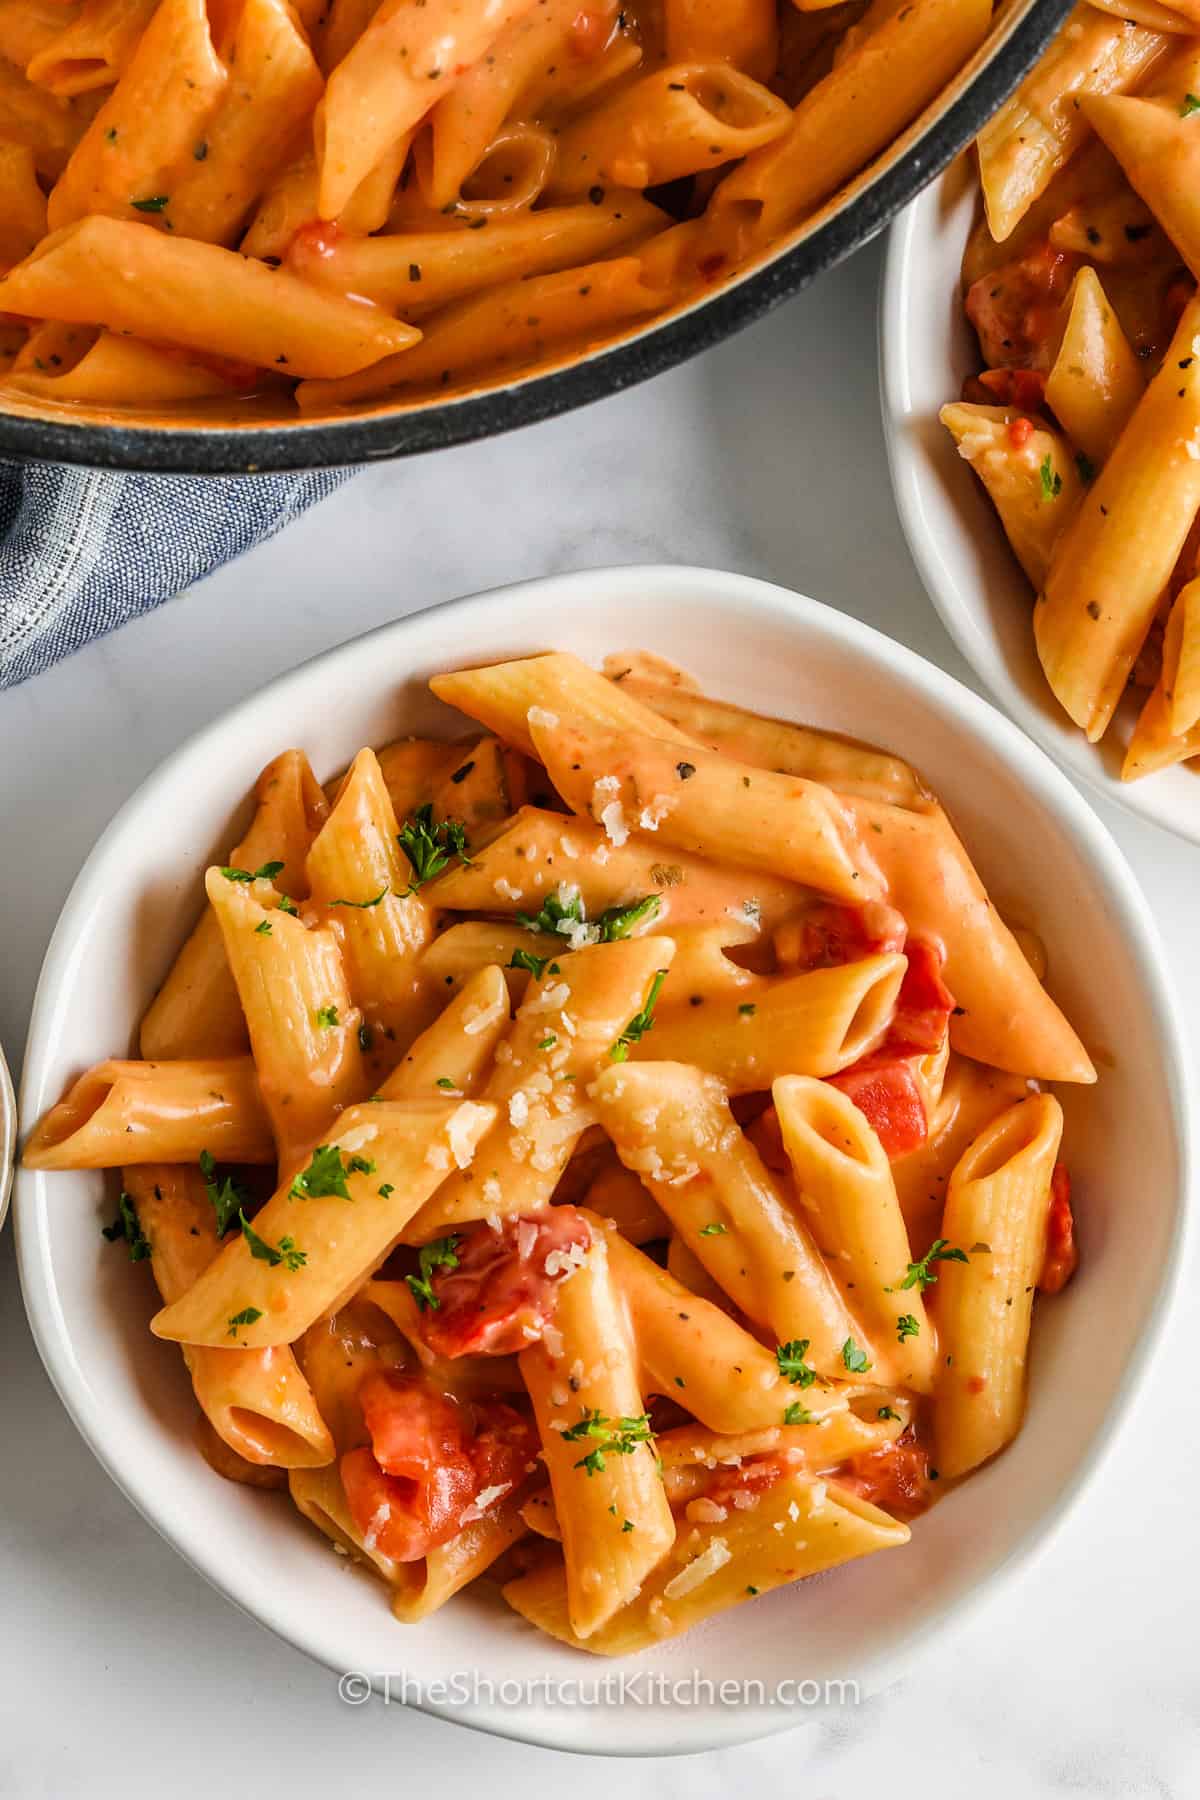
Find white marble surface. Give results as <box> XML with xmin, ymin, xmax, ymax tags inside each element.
<box><xmin>2</xmin><ymin>234</ymin><xmax>1198</xmax><ymax>1797</ymax></box>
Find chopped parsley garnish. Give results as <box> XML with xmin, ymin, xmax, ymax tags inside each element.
<box><xmin>609</xmin><ymin>968</ymin><xmax>669</xmax><ymax>1062</ymax></box>
<box><xmin>220</xmin><ymin>859</ymin><xmax>284</xmax><ymax>884</ymax></box>
<box><xmin>775</xmin><ymin>1339</ymin><xmax>817</xmax><ymax>1387</ymax></box>
<box><xmin>621</xmin><ymin>1518</ymin><xmax>634</xmax><ymax>1532</ymax></box>
<box><xmin>435</xmin><ymin>1076</ymin><xmax>457</xmax><ymax>1090</ymax></box>
<box><xmin>227</xmin><ymin>1306</ymin><xmax>263</xmax><ymax>1338</ymax></box>
<box><xmin>254</xmin><ymin>919</ymin><xmax>272</xmax><ymax>935</ymax></box>
<box><xmin>288</xmin><ymin>1143</ymin><xmax>362</xmax><ymax>1201</ymax></box>
<box><xmin>1039</xmin><ymin>454</ymin><xmax>1063</xmax><ymax>502</ymax></box>
<box><xmin>199</xmin><ymin>1148</ymin><xmax>248</xmax><ymax>1236</ymax></box>
<box><xmin>405</xmin><ymin>1235</ymin><xmax>461</xmax><ymax>1310</ymax></box>
<box><xmin>896</xmin><ymin>1314</ymin><xmax>920</xmax><ymax>1341</ymax></box>
<box><xmin>783</xmin><ymin>1402</ymin><xmax>812</xmax><ymax>1425</ymax></box>
<box><xmin>397</xmin><ymin>804</ymin><xmax>471</xmax><ymax>891</ymax></box>
<box><xmin>738</xmin><ymin>1003</ymin><xmax>757</xmax><ymax>1016</ymax></box>
<box><xmin>516</xmin><ymin>888</ymin><xmax>586</xmax><ymax>936</ymax></box>
<box><xmin>560</xmin><ymin>1408</ymin><xmax>654</xmax><ymax>1476</ymax></box>
<box><xmin>102</xmin><ymin>1190</ymin><xmax>151</xmax><ymax>1261</ymax></box>
<box><xmin>877</xmin><ymin>1405</ymin><xmax>902</xmax><ymax>1422</ymax></box>
<box><xmin>537</xmin><ymin>1034</ymin><xmax>557</xmax><ymax>1050</ymax></box>
<box><xmin>330</xmin><ymin>887</ymin><xmax>387</xmax><ymax>909</ymax></box>
<box><xmin>277</xmin><ymin>895</ymin><xmax>299</xmax><ymax>916</ymax></box>
<box><xmin>239</xmin><ymin>1209</ymin><xmax>306</xmax><ymax>1271</ymax></box>
<box><xmin>841</xmin><ymin>1337</ymin><xmax>872</xmax><ymax>1374</ymax></box>
<box><xmin>698</xmin><ymin>1221</ymin><xmax>727</xmax><ymax>1237</ymax></box>
<box><xmin>746</xmin><ymin>1585</ymin><xmax>759</xmax><ymax>1596</ymax></box>
<box><xmin>378</xmin><ymin>1183</ymin><xmax>394</xmax><ymax>1198</ymax></box>
<box><xmin>1182</xmin><ymin>91</ymin><xmax>1200</xmax><ymax>115</ymax></box>
<box><xmin>509</xmin><ymin>947</ymin><xmax>550</xmax><ymax>979</ymax></box>
<box><xmin>314</xmin><ymin>1004</ymin><xmax>339</xmax><ymax>1029</ymax></box>
<box><xmin>892</xmin><ymin>1238</ymin><xmax>968</xmax><ymax>1291</ymax></box>
<box><xmin>131</xmin><ymin>194</ymin><xmax>169</xmax><ymax>212</ymax></box>
<box><xmin>596</xmin><ymin>894</ymin><xmax>660</xmax><ymax>939</ymax></box>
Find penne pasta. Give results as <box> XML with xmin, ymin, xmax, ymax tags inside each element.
<box><xmin>933</xmin><ymin>1095</ymin><xmax>1064</xmax><ymax>1478</ymax></box>
<box><xmin>503</xmin><ymin>1468</ymin><xmax>909</xmax><ymax>1653</ymax></box>
<box><xmin>940</xmin><ymin>403</ymin><xmax>1084</xmax><ymax>592</ymax></box>
<box><xmin>36</xmin><ymin>646</ymin><xmax>1090</xmax><ymax>1653</ymax></box>
<box><xmin>0</xmin><ymin>217</ymin><xmax>420</xmax><ymax>379</ymax></box>
<box><xmin>403</xmin><ymin>934</ymin><xmax>677</xmax><ymax>1240</ymax></box>
<box><xmin>593</xmin><ymin>1062</ymin><xmax>860</xmax><ymax>1376</ymax></box>
<box><xmin>640</xmin><ymin>953</ymin><xmax>906</xmax><ymax>1088</ymax></box>
<box><xmin>527</xmin><ymin>712</ymin><xmax>885</xmax><ymax>903</ymax></box>
<box><xmin>285</xmin><ymin>195</ymin><xmax>663</xmax><ymax>312</ymax></box>
<box><xmin>975</xmin><ymin>7</ymin><xmax>1167</xmax><ymax>243</ymax></box>
<box><xmin>610</xmin><ymin>670</ymin><xmax>929</xmax><ymax>808</ymax></box>
<box><xmin>140</xmin><ymin>748</ymin><xmax>327</xmax><ymax>1061</ymax></box>
<box><xmin>773</xmin><ymin>1076</ymin><xmax>934</xmax><ymax>1389</ymax></box>
<box><xmin>600</xmin><ymin>1221</ymin><xmax>853</xmax><ymax>1431</ymax></box>
<box><xmin>317</xmin><ymin>0</ymin><xmax>538</xmax><ymax>219</ymax></box>
<box><xmin>425</xmin><ymin>803</ymin><xmax>805</xmax><ymax>934</ymax></box>
<box><xmin>1043</xmin><ymin>266</ymin><xmax>1146</xmax><ymax>468</ymax></box>
<box><xmin>204</xmin><ymin>866</ymin><xmax>367</xmax><ymax>1167</ymax></box>
<box><xmin>150</xmin><ymin>1096</ymin><xmax>496</xmax><ymax>1348</ymax></box>
<box><xmin>709</xmin><ymin>0</ymin><xmax>991</xmax><ymax>247</ymax></box>
<box><xmin>26</xmin><ymin>0</ymin><xmax>158</xmax><ymax>95</ymax></box>
<box><xmin>306</xmin><ymin>748</ymin><xmax>436</xmax><ymax>1048</ymax></box>
<box><xmin>519</xmin><ymin>1228</ymin><xmax>676</xmax><ymax>1638</ymax></box>
<box><xmin>127</xmin><ymin>1165</ymin><xmax>335</xmax><ymax>1468</ymax></box>
<box><xmin>23</xmin><ymin>1057</ymin><xmax>273</xmax><ymax>1168</ymax></box>
<box><xmin>547</xmin><ymin>62</ymin><xmax>791</xmax><ymax>196</ymax></box>
<box><xmin>1034</xmin><ymin>292</ymin><xmax>1200</xmax><ymax>742</ymax></box>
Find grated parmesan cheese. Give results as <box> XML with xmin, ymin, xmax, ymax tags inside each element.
<box><xmin>527</xmin><ymin>706</ymin><xmax>559</xmax><ymax>730</ymax></box>
<box><xmin>599</xmin><ymin>800</ymin><xmax>628</xmax><ymax>846</ymax></box>
<box><xmin>447</xmin><ymin>1100</ymin><xmax>490</xmax><ymax>1168</ymax></box>
<box><xmin>544</xmin><ymin>1238</ymin><xmax>589</xmax><ymax>1278</ymax></box>
<box><xmin>663</xmin><ymin>1537</ymin><xmax>732</xmax><ymax>1600</ymax></box>
<box><xmin>493</xmin><ymin>877</ymin><xmax>524</xmax><ymax>901</ymax></box>
<box><xmin>508</xmin><ymin>1091</ymin><xmax>530</xmax><ymax>1129</ymax></box>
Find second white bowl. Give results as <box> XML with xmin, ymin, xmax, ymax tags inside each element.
<box><xmin>880</xmin><ymin>156</ymin><xmax>1200</xmax><ymax>845</ymax></box>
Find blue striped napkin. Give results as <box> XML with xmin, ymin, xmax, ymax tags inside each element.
<box><xmin>0</xmin><ymin>460</ymin><xmax>354</xmax><ymax>689</ymax></box>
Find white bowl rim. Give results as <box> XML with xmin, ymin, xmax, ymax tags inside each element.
<box><xmin>879</xmin><ymin>177</ymin><xmax>1200</xmax><ymax>848</ymax></box>
<box><xmin>13</xmin><ymin>563</ymin><xmax>1193</xmax><ymax>1755</ymax></box>
<box><xmin>0</xmin><ymin>1042</ymin><xmax>13</xmax><ymax>1231</ymax></box>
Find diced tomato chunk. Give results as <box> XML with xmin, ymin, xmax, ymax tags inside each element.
<box><xmin>828</xmin><ymin>1056</ymin><xmax>928</xmax><ymax>1157</ymax></box>
<box><xmin>342</xmin><ymin>1370</ymin><xmax>538</xmax><ymax>1562</ymax></box>
<box><xmin>836</xmin><ymin>1432</ymin><xmax>934</xmax><ymax>1521</ymax></box>
<box><xmin>1008</xmin><ymin>416</ymin><xmax>1035</xmax><ymax>450</ymax></box>
<box><xmin>976</xmin><ymin>366</ymin><xmax>1047</xmax><ymax>413</ymax></box>
<box><xmin>289</xmin><ymin>218</ymin><xmax>342</xmax><ymax>261</ymax></box>
<box><xmin>825</xmin><ymin>936</ymin><xmax>953</xmax><ymax>1155</ymax></box>
<box><xmin>781</xmin><ymin>900</ymin><xmax>907</xmax><ymax>970</ymax></box>
<box><xmin>1039</xmin><ymin>1163</ymin><xmax>1078</xmax><ymax>1293</ymax></box>
<box><xmin>891</xmin><ymin>937</ymin><xmax>955</xmax><ymax>1053</ymax></box>
<box><xmin>965</xmin><ymin>241</ymin><xmax>1077</xmax><ymax>371</ymax></box>
<box><xmin>417</xmin><ymin>1206</ymin><xmax>593</xmax><ymax>1358</ymax></box>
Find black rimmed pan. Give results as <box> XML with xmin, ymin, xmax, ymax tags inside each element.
<box><xmin>0</xmin><ymin>0</ymin><xmax>1071</xmax><ymax>476</ymax></box>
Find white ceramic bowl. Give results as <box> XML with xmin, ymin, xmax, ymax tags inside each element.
<box><xmin>880</xmin><ymin>156</ymin><xmax>1200</xmax><ymax>845</ymax></box>
<box><xmin>0</xmin><ymin>1043</ymin><xmax>14</xmax><ymax>1231</ymax></box>
<box><xmin>15</xmin><ymin>565</ymin><xmax>1190</xmax><ymax>1755</ymax></box>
